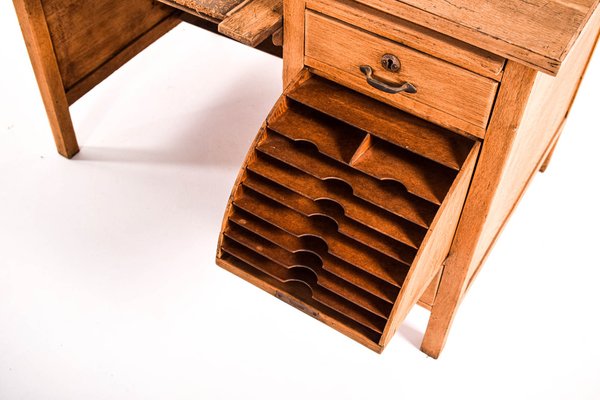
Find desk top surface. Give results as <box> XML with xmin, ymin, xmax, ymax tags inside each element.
<box><xmin>356</xmin><ymin>0</ymin><xmax>600</xmax><ymax>74</ymax></box>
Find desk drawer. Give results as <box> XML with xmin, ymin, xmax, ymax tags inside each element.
<box><xmin>217</xmin><ymin>73</ymin><xmax>480</xmax><ymax>351</ymax></box>
<box><xmin>304</xmin><ymin>11</ymin><xmax>500</xmax><ymax>138</ymax></box>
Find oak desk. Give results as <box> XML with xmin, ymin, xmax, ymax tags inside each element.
<box><xmin>13</xmin><ymin>0</ymin><xmax>600</xmax><ymax>357</ymax></box>
<box><xmin>216</xmin><ymin>0</ymin><xmax>600</xmax><ymax>357</ymax></box>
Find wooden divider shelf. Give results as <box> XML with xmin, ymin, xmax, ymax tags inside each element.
<box><xmin>217</xmin><ymin>73</ymin><xmax>480</xmax><ymax>352</ymax></box>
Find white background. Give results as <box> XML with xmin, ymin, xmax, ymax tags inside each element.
<box><xmin>1</xmin><ymin>2</ymin><xmax>599</xmax><ymax>398</ymax></box>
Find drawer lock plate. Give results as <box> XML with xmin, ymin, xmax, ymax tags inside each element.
<box><xmin>381</xmin><ymin>54</ymin><xmax>401</xmax><ymax>72</ymax></box>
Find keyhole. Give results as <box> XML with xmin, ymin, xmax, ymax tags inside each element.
<box><xmin>381</xmin><ymin>54</ymin><xmax>400</xmax><ymax>72</ymax></box>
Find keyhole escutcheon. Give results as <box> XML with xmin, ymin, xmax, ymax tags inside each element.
<box><xmin>381</xmin><ymin>54</ymin><xmax>401</xmax><ymax>72</ymax></box>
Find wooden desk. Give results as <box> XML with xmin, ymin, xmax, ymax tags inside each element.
<box><xmin>216</xmin><ymin>0</ymin><xmax>600</xmax><ymax>357</ymax></box>
<box><xmin>13</xmin><ymin>0</ymin><xmax>600</xmax><ymax>357</ymax></box>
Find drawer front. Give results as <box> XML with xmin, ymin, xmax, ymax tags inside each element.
<box><xmin>304</xmin><ymin>11</ymin><xmax>499</xmax><ymax>138</ymax></box>
<box><xmin>306</xmin><ymin>0</ymin><xmax>506</xmax><ymax>81</ymax></box>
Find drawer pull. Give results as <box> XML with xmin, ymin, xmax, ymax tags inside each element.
<box><xmin>359</xmin><ymin>65</ymin><xmax>417</xmax><ymax>95</ymax></box>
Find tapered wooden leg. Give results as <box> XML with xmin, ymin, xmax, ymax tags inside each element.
<box><xmin>47</xmin><ymin>117</ymin><xmax>79</xmax><ymax>158</ymax></box>
<box><xmin>420</xmin><ymin>62</ymin><xmax>539</xmax><ymax>358</ymax></box>
<box><xmin>420</xmin><ymin>256</ymin><xmax>463</xmax><ymax>358</ymax></box>
<box><xmin>13</xmin><ymin>0</ymin><xmax>80</xmax><ymax>158</ymax></box>
<box><xmin>422</xmin><ymin>114</ymin><xmax>565</xmax><ymax>358</ymax></box>
<box><xmin>422</xmin><ymin>120</ymin><xmax>565</xmax><ymax>357</ymax></box>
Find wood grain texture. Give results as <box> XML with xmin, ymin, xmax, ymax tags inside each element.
<box><xmin>170</xmin><ymin>0</ymin><xmax>243</xmax><ymax>19</ymax></box>
<box><xmin>354</xmin><ymin>0</ymin><xmax>600</xmax><ymax>75</ymax></box>
<box><xmin>155</xmin><ymin>0</ymin><xmax>286</xmax><ymax>51</ymax></box>
<box><xmin>268</xmin><ymin>104</ymin><xmax>367</xmax><ymax>164</ymax></box>
<box><xmin>157</xmin><ymin>0</ymin><xmax>221</xmax><ymax>23</ymax></box>
<box><xmin>267</xmin><ymin>103</ymin><xmax>458</xmax><ymax>205</ymax></box>
<box><xmin>13</xmin><ymin>0</ymin><xmax>79</xmax><ymax>158</ymax></box>
<box><xmin>420</xmin><ymin>62</ymin><xmax>537</xmax><ymax>359</ymax></box>
<box><xmin>216</xmin><ymin>80</ymin><xmax>300</xmax><ymax>261</ymax></box>
<box><xmin>351</xmin><ymin>138</ymin><xmax>456</xmax><ymax>205</ymax></box>
<box><xmin>41</xmin><ymin>0</ymin><xmax>175</xmax><ymax>91</ymax></box>
<box><xmin>271</xmin><ymin>27</ymin><xmax>283</xmax><ymax>46</ymax></box>
<box><xmin>228</xmin><ymin>208</ymin><xmax>399</xmax><ymax>303</ymax></box>
<box><xmin>417</xmin><ymin>269</ymin><xmax>442</xmax><ymax>310</ymax></box>
<box><xmin>304</xmin><ymin>12</ymin><xmax>499</xmax><ymax>137</ymax></box>
<box><xmin>422</xmin><ymin>7</ymin><xmax>600</xmax><ymax>358</ymax></box>
<box><xmin>221</xmin><ymin>235</ymin><xmax>389</xmax><ymax>332</ymax></box>
<box><xmin>216</xmin><ymin>256</ymin><xmax>385</xmax><ymax>352</ymax></box>
<box><xmin>469</xmin><ymin>7</ymin><xmax>600</xmax><ymax>287</ymax></box>
<box><xmin>177</xmin><ymin>11</ymin><xmax>284</xmax><ymax>57</ymax></box>
<box><xmin>247</xmin><ymin>156</ymin><xmax>425</xmax><ymax>249</ymax></box>
<box><xmin>241</xmin><ymin>169</ymin><xmax>419</xmax><ymax>259</ymax></box>
<box><xmin>217</xmin><ymin>72</ymin><xmax>479</xmax><ymax>352</ymax></box>
<box><xmin>282</xmin><ymin>0</ymin><xmax>305</xmax><ymax>86</ymax></box>
<box><xmin>380</xmin><ymin>141</ymin><xmax>479</xmax><ymax>347</ymax></box>
<box><xmin>286</xmin><ymin>77</ymin><xmax>473</xmax><ymax>169</ymax></box>
<box><xmin>218</xmin><ymin>0</ymin><xmax>282</xmax><ymax>47</ymax></box>
<box><xmin>65</xmin><ymin>15</ymin><xmax>180</xmax><ymax>104</ymax></box>
<box><xmin>306</xmin><ymin>0</ymin><xmax>506</xmax><ymax>80</ymax></box>
<box><xmin>235</xmin><ymin>185</ymin><xmax>411</xmax><ymax>281</ymax></box>
<box><xmin>257</xmin><ymin>126</ymin><xmax>438</xmax><ymax>229</ymax></box>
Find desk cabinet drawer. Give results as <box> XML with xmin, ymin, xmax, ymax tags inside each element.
<box><xmin>304</xmin><ymin>11</ymin><xmax>499</xmax><ymax>138</ymax></box>
<box><xmin>217</xmin><ymin>73</ymin><xmax>480</xmax><ymax>351</ymax></box>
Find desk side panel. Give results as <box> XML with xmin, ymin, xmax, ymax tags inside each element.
<box><xmin>468</xmin><ymin>6</ymin><xmax>600</xmax><ymax>286</ymax></box>
<box><xmin>39</xmin><ymin>0</ymin><xmax>178</xmax><ymax>101</ymax></box>
<box><xmin>421</xmin><ymin>5</ymin><xmax>600</xmax><ymax>359</ymax></box>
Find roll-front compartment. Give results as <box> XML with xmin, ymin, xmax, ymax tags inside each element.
<box><xmin>217</xmin><ymin>73</ymin><xmax>480</xmax><ymax>352</ymax></box>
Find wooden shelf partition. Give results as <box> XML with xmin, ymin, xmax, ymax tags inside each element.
<box><xmin>247</xmin><ymin>155</ymin><xmax>425</xmax><ymax>248</ymax></box>
<box><xmin>286</xmin><ymin>78</ymin><xmax>474</xmax><ymax>170</ymax></box>
<box><xmin>228</xmin><ymin>209</ymin><xmax>400</xmax><ymax>303</ymax></box>
<box><xmin>243</xmin><ymin>170</ymin><xmax>420</xmax><ymax>257</ymax></box>
<box><xmin>217</xmin><ymin>73</ymin><xmax>479</xmax><ymax>352</ymax></box>
<box><xmin>256</xmin><ymin>128</ymin><xmax>437</xmax><ymax>228</ymax></box>
<box><xmin>233</xmin><ymin>188</ymin><xmax>407</xmax><ymax>285</ymax></box>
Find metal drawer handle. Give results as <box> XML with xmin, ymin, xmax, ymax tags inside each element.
<box><xmin>359</xmin><ymin>65</ymin><xmax>417</xmax><ymax>95</ymax></box>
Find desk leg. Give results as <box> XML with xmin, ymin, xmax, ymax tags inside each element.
<box><xmin>420</xmin><ymin>62</ymin><xmax>538</xmax><ymax>358</ymax></box>
<box><xmin>14</xmin><ymin>0</ymin><xmax>179</xmax><ymax>158</ymax></box>
<box><xmin>13</xmin><ymin>0</ymin><xmax>79</xmax><ymax>158</ymax></box>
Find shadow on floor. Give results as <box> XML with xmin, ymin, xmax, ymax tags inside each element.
<box><xmin>396</xmin><ymin>322</ymin><xmax>423</xmax><ymax>349</ymax></box>
<box><xmin>72</xmin><ymin>66</ymin><xmax>281</xmax><ymax>169</ymax></box>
